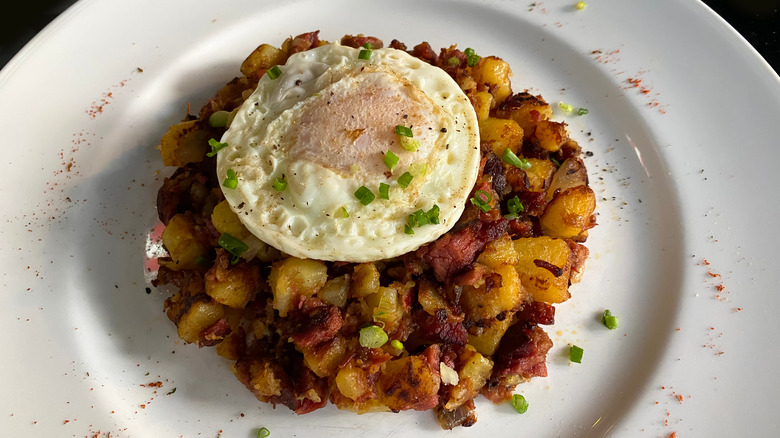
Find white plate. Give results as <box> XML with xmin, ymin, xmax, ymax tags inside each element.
<box><xmin>2</xmin><ymin>0</ymin><xmax>778</xmax><ymax>436</ymax></box>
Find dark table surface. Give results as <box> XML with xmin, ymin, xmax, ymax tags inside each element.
<box><xmin>1</xmin><ymin>0</ymin><xmax>778</xmax><ymax>73</ymax></box>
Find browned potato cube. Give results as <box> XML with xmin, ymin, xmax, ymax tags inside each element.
<box><xmin>472</xmin><ymin>91</ymin><xmax>494</xmax><ymax>122</ymax></box>
<box><xmin>211</xmin><ymin>200</ymin><xmax>250</xmax><ymax>239</ymax></box>
<box><xmin>160</xmin><ymin>213</ymin><xmax>209</xmax><ymax>271</ymax></box>
<box><xmin>479</xmin><ymin>117</ymin><xmax>524</xmax><ymax>157</ymax></box>
<box><xmin>317</xmin><ymin>274</ymin><xmax>350</xmax><ymax>308</ymax></box>
<box><xmin>534</xmin><ymin>120</ymin><xmax>568</xmax><ymax>152</ymax></box>
<box><xmin>159</xmin><ymin>119</ymin><xmax>214</xmax><ymax>167</ymax></box>
<box><xmin>204</xmin><ymin>251</ymin><xmax>260</xmax><ymax>309</ymax></box>
<box><xmin>477</xmin><ymin>234</ymin><xmax>520</xmax><ymax>269</ymax></box>
<box><xmin>460</xmin><ymin>263</ymin><xmax>524</xmax><ymax>323</ymax></box>
<box><xmin>525</xmin><ymin>158</ymin><xmax>557</xmax><ymax>192</ymax></box>
<box><xmin>177</xmin><ymin>298</ymin><xmax>225</xmax><ymax>344</ymax></box>
<box><xmin>268</xmin><ymin>257</ymin><xmax>328</xmax><ymax>316</ymax></box>
<box><xmin>351</xmin><ymin>262</ymin><xmax>380</xmax><ymax>298</ymax></box>
<box><xmin>513</xmin><ymin>236</ymin><xmax>573</xmax><ymax>303</ymax></box>
<box><xmin>377</xmin><ymin>354</ymin><xmax>441</xmax><ymax>411</ymax></box>
<box><xmin>467</xmin><ymin>317</ymin><xmax>513</xmax><ymax>356</ymax></box>
<box><xmin>240</xmin><ymin>44</ymin><xmax>288</xmax><ymax>77</ymax></box>
<box><xmin>493</xmin><ymin>92</ymin><xmax>554</xmax><ymax>139</ymax></box>
<box><xmin>540</xmin><ymin>185</ymin><xmax>597</xmax><ymax>239</ymax></box>
<box><xmin>302</xmin><ymin>335</ymin><xmax>349</xmax><ymax>378</ymax></box>
<box><xmin>443</xmin><ymin>345</ymin><xmax>494</xmax><ymax>410</ymax></box>
<box><xmin>471</xmin><ymin>56</ymin><xmax>513</xmax><ymax>105</ymax></box>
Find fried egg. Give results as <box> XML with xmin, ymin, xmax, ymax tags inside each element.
<box><xmin>217</xmin><ymin>43</ymin><xmax>480</xmax><ymax>262</ymax></box>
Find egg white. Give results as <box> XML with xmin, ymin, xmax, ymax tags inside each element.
<box><xmin>217</xmin><ymin>43</ymin><xmax>480</xmax><ymax>262</ymax></box>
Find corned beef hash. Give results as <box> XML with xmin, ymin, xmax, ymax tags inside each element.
<box><xmin>152</xmin><ymin>31</ymin><xmax>596</xmax><ymax>429</ymax></box>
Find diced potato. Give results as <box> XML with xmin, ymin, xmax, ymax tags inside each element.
<box><xmin>471</xmin><ymin>56</ymin><xmax>512</xmax><ymax>105</ymax></box>
<box><xmin>540</xmin><ymin>186</ymin><xmax>596</xmax><ymax>239</ymax></box>
<box><xmin>461</xmin><ymin>264</ymin><xmax>524</xmax><ymax>323</ymax></box>
<box><xmin>524</xmin><ymin>158</ymin><xmax>557</xmax><ymax>192</ymax></box>
<box><xmin>493</xmin><ymin>92</ymin><xmax>554</xmax><ymax>139</ymax></box>
<box><xmin>211</xmin><ymin>200</ymin><xmax>250</xmax><ymax>239</ymax></box>
<box><xmin>335</xmin><ymin>363</ymin><xmax>374</xmax><ymax>401</ymax></box>
<box><xmin>351</xmin><ymin>263</ymin><xmax>380</xmax><ymax>298</ymax></box>
<box><xmin>377</xmin><ymin>355</ymin><xmax>441</xmax><ymax>411</ymax></box>
<box><xmin>268</xmin><ymin>257</ymin><xmax>328</xmax><ymax>317</ymax></box>
<box><xmin>248</xmin><ymin>359</ymin><xmax>283</xmax><ymax>398</ymax></box>
<box><xmin>216</xmin><ymin>331</ymin><xmax>244</xmax><ymax>360</ymax></box>
<box><xmin>303</xmin><ymin>335</ymin><xmax>349</xmax><ymax>378</ymax></box>
<box><xmin>159</xmin><ymin>119</ymin><xmax>213</xmax><ymax>167</ymax></box>
<box><xmin>204</xmin><ymin>254</ymin><xmax>260</xmax><ymax>309</ymax></box>
<box><xmin>418</xmin><ymin>280</ymin><xmax>451</xmax><ymax>316</ymax></box>
<box><xmin>472</xmin><ymin>91</ymin><xmax>494</xmax><ymax>122</ymax></box>
<box><xmin>513</xmin><ymin>236</ymin><xmax>573</xmax><ymax>304</ymax></box>
<box><xmin>240</xmin><ymin>43</ymin><xmax>288</xmax><ymax>77</ymax></box>
<box><xmin>477</xmin><ymin>234</ymin><xmax>520</xmax><ymax>269</ymax></box>
<box><xmin>443</xmin><ymin>345</ymin><xmax>494</xmax><ymax>410</ymax></box>
<box><xmin>534</xmin><ymin>120</ymin><xmax>568</xmax><ymax>152</ymax></box>
<box><xmin>177</xmin><ymin>298</ymin><xmax>225</xmax><ymax>343</ymax></box>
<box><xmin>479</xmin><ymin>117</ymin><xmax>524</xmax><ymax>157</ymax></box>
<box><xmin>317</xmin><ymin>274</ymin><xmax>350</xmax><ymax>308</ymax></box>
<box><xmin>467</xmin><ymin>317</ymin><xmax>513</xmax><ymax>356</ymax></box>
<box><xmin>161</xmin><ymin>213</ymin><xmax>210</xmax><ymax>271</ymax></box>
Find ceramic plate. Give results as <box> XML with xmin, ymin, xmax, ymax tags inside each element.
<box><xmin>2</xmin><ymin>0</ymin><xmax>778</xmax><ymax>436</ymax></box>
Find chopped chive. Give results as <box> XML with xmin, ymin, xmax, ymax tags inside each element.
<box><xmin>359</xmin><ymin>325</ymin><xmax>388</xmax><ymax>348</ymax></box>
<box><xmin>358</xmin><ymin>48</ymin><xmax>372</xmax><ymax>60</ymax></box>
<box><xmin>362</xmin><ymin>42</ymin><xmax>373</xmax><ymax>50</ymax></box>
<box><xmin>470</xmin><ymin>190</ymin><xmax>492</xmax><ymax>212</ymax></box>
<box><xmin>504</xmin><ymin>195</ymin><xmax>525</xmax><ymax>219</ymax></box>
<box><xmin>410</xmin><ymin>162</ymin><xmax>428</xmax><ymax>177</ymax></box>
<box><xmin>550</xmin><ymin>156</ymin><xmax>561</xmax><ymax>167</ymax></box>
<box><xmin>218</xmin><ymin>233</ymin><xmax>248</xmax><ymax>264</ymax></box>
<box><xmin>400</xmin><ymin>136</ymin><xmax>420</xmax><ymax>152</ymax></box>
<box><xmin>206</xmin><ymin>138</ymin><xmax>228</xmax><ymax>157</ymax></box>
<box><xmin>577</xmin><ymin>107</ymin><xmax>589</xmax><ymax>116</ymax></box>
<box><xmin>447</xmin><ymin>56</ymin><xmax>459</xmax><ymax>66</ymax></box>
<box><xmin>511</xmin><ymin>394</ymin><xmax>529</xmax><ymax>414</ymax></box>
<box><xmin>273</xmin><ymin>177</ymin><xmax>287</xmax><ymax>191</ymax></box>
<box><xmin>378</xmin><ymin>182</ymin><xmax>390</xmax><ymax>200</ymax></box>
<box><xmin>340</xmin><ymin>206</ymin><xmax>349</xmax><ymax>218</ymax></box>
<box><xmin>384</xmin><ymin>150</ymin><xmax>399</xmax><ymax>172</ymax></box>
<box><xmin>576</xmin><ymin>1</ymin><xmax>586</xmax><ymax>10</ymax></box>
<box><xmin>256</xmin><ymin>427</ymin><xmax>271</xmax><ymax>438</ymax></box>
<box><xmin>266</xmin><ymin>65</ymin><xmax>282</xmax><ymax>79</ymax></box>
<box><xmin>413</xmin><ymin>209</ymin><xmax>429</xmax><ymax>226</ymax></box>
<box><xmin>354</xmin><ymin>186</ymin><xmax>375</xmax><ymax>205</ymax></box>
<box><xmin>602</xmin><ymin>309</ymin><xmax>619</xmax><ymax>330</ymax></box>
<box><xmin>569</xmin><ymin>345</ymin><xmax>584</xmax><ymax>363</ymax></box>
<box><xmin>558</xmin><ymin>101</ymin><xmax>574</xmax><ymax>112</ymax></box>
<box><xmin>426</xmin><ymin>204</ymin><xmax>440</xmax><ymax>224</ymax></box>
<box><xmin>390</xmin><ymin>339</ymin><xmax>404</xmax><ymax>350</ymax></box>
<box><xmin>501</xmin><ymin>148</ymin><xmax>532</xmax><ymax>170</ymax></box>
<box><xmin>395</xmin><ymin>125</ymin><xmax>413</xmax><ymax>137</ymax></box>
<box><xmin>404</xmin><ymin>224</ymin><xmax>414</xmax><ymax>235</ymax></box>
<box><xmin>397</xmin><ymin>172</ymin><xmax>413</xmax><ymax>188</ymax></box>
<box><xmin>207</xmin><ymin>111</ymin><xmax>230</xmax><ymax>128</ymax></box>
<box><xmin>222</xmin><ymin>169</ymin><xmax>238</xmax><ymax>189</ymax></box>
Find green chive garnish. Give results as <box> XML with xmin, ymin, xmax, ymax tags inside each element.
<box><xmin>502</xmin><ymin>148</ymin><xmax>532</xmax><ymax>169</ymax></box>
<box><xmin>397</xmin><ymin>172</ymin><xmax>413</xmax><ymax>188</ymax></box>
<box><xmin>426</xmin><ymin>204</ymin><xmax>440</xmax><ymax>224</ymax></box>
<box><xmin>256</xmin><ymin>427</ymin><xmax>271</xmax><ymax>438</ymax></box>
<box><xmin>384</xmin><ymin>150</ymin><xmax>399</xmax><ymax>172</ymax></box>
<box><xmin>340</xmin><ymin>206</ymin><xmax>349</xmax><ymax>218</ymax></box>
<box><xmin>511</xmin><ymin>394</ymin><xmax>529</xmax><ymax>414</ymax></box>
<box><xmin>395</xmin><ymin>125</ymin><xmax>413</xmax><ymax>137</ymax></box>
<box><xmin>570</xmin><ymin>345</ymin><xmax>584</xmax><ymax>363</ymax></box>
<box><xmin>504</xmin><ymin>195</ymin><xmax>525</xmax><ymax>219</ymax></box>
<box><xmin>379</xmin><ymin>182</ymin><xmax>390</xmax><ymax>200</ymax></box>
<box><xmin>218</xmin><ymin>232</ymin><xmax>248</xmax><ymax>264</ymax></box>
<box><xmin>266</xmin><ymin>65</ymin><xmax>282</xmax><ymax>79</ymax></box>
<box><xmin>207</xmin><ymin>111</ymin><xmax>230</xmax><ymax>128</ymax></box>
<box><xmin>577</xmin><ymin>107</ymin><xmax>589</xmax><ymax>116</ymax></box>
<box><xmin>222</xmin><ymin>169</ymin><xmax>238</xmax><ymax>189</ymax></box>
<box><xmin>602</xmin><ymin>309</ymin><xmax>619</xmax><ymax>330</ymax></box>
<box><xmin>390</xmin><ymin>339</ymin><xmax>404</xmax><ymax>350</ymax></box>
<box><xmin>354</xmin><ymin>186</ymin><xmax>375</xmax><ymax>205</ymax></box>
<box><xmin>206</xmin><ymin>138</ymin><xmax>228</xmax><ymax>157</ymax></box>
<box><xmin>358</xmin><ymin>47</ymin><xmax>372</xmax><ymax>60</ymax></box>
<box><xmin>273</xmin><ymin>177</ymin><xmax>287</xmax><ymax>191</ymax></box>
<box><xmin>400</xmin><ymin>136</ymin><xmax>420</xmax><ymax>152</ymax></box>
<box><xmin>359</xmin><ymin>325</ymin><xmax>388</xmax><ymax>348</ymax></box>
<box><xmin>470</xmin><ymin>190</ymin><xmax>492</xmax><ymax>212</ymax></box>
<box><xmin>558</xmin><ymin>101</ymin><xmax>574</xmax><ymax>112</ymax></box>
